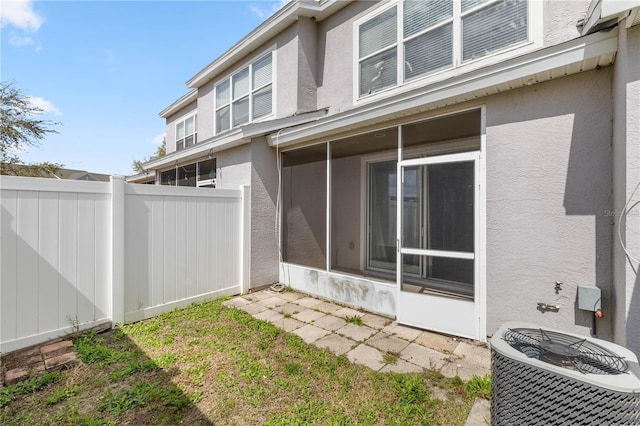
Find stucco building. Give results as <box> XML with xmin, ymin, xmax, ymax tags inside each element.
<box><xmin>130</xmin><ymin>0</ymin><xmax>640</xmax><ymax>352</ymax></box>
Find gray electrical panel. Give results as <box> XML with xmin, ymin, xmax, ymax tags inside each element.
<box><xmin>577</xmin><ymin>286</ymin><xmax>601</xmax><ymax>311</ymax></box>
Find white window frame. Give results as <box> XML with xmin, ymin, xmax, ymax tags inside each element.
<box><xmin>214</xmin><ymin>51</ymin><xmax>275</xmax><ymax>135</ymax></box>
<box><xmin>353</xmin><ymin>0</ymin><xmax>542</xmax><ymax>103</ymax></box>
<box><xmin>175</xmin><ymin>112</ymin><xmax>197</xmax><ymax>151</ymax></box>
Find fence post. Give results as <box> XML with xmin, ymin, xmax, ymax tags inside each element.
<box><xmin>240</xmin><ymin>185</ymin><xmax>251</xmax><ymax>294</ymax></box>
<box><xmin>110</xmin><ymin>175</ymin><xmax>125</xmax><ymax>325</ymax></box>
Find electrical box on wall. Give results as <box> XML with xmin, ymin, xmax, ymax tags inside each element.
<box><xmin>577</xmin><ymin>286</ymin><xmax>601</xmax><ymax>311</ymax></box>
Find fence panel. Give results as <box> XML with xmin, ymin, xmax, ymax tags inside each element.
<box><xmin>0</xmin><ymin>176</ymin><xmax>246</xmax><ymax>353</ymax></box>
<box><xmin>0</xmin><ymin>177</ymin><xmax>112</xmax><ymax>353</ymax></box>
<box><xmin>122</xmin><ymin>184</ymin><xmax>242</xmax><ymax>323</ymax></box>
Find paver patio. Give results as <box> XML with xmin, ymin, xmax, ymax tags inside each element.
<box><xmin>223</xmin><ymin>288</ymin><xmax>492</xmax><ymax>425</ymax></box>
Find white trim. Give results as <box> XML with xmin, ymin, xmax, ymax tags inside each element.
<box><xmin>400</xmin><ymin>150</ymin><xmax>479</xmax><ymax>167</ymax></box>
<box><xmin>214</xmin><ymin>50</ymin><xmax>275</xmax><ymax>136</ymax></box>
<box><xmin>400</xmin><ymin>248</ymin><xmax>475</xmax><ymax>260</ymax></box>
<box><xmin>175</xmin><ymin>111</ymin><xmax>198</xmax><ymax>151</ymax></box>
<box><xmin>185</xmin><ymin>0</ymin><xmax>351</xmax><ymax>89</ymax></box>
<box><xmin>353</xmin><ymin>0</ymin><xmax>543</xmax><ymax>105</ymax></box>
<box><xmin>478</xmin><ymin>104</ymin><xmax>487</xmax><ymax>341</ymax></box>
<box><xmin>326</xmin><ymin>142</ymin><xmax>332</xmax><ymax>272</ymax></box>
<box><xmin>145</xmin><ymin>109</ymin><xmax>327</xmax><ymax>172</ymax></box>
<box><xmin>0</xmin><ymin>176</ymin><xmax>111</xmax><ymax>194</ymax></box>
<box><xmin>396</xmin><ymin>126</ymin><xmax>403</xmax><ymax>306</ymax></box>
<box><xmin>396</xmin><ymin>149</ymin><xmax>482</xmax><ymax>340</ymax></box>
<box><xmin>159</xmin><ymin>90</ymin><xmax>197</xmax><ymax>118</ymax></box>
<box><xmin>269</xmin><ymin>28</ymin><xmax>618</xmax><ymax>149</ymax></box>
<box><xmin>240</xmin><ymin>185</ymin><xmax>251</xmax><ymax>293</ymax></box>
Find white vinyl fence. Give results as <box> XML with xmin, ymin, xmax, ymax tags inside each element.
<box><xmin>0</xmin><ymin>176</ymin><xmax>249</xmax><ymax>353</ymax></box>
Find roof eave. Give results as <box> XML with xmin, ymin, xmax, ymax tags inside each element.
<box><xmin>143</xmin><ymin>109</ymin><xmax>327</xmax><ymax>171</ymax></box>
<box><xmin>185</xmin><ymin>0</ymin><xmax>351</xmax><ymax>89</ymax></box>
<box><xmin>159</xmin><ymin>89</ymin><xmax>198</xmax><ymax>118</ymax></box>
<box><xmin>267</xmin><ymin>28</ymin><xmax>619</xmax><ymax>149</ymax></box>
<box><xmin>581</xmin><ymin>0</ymin><xmax>640</xmax><ymax>34</ymax></box>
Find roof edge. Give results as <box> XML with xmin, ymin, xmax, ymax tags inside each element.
<box><xmin>185</xmin><ymin>0</ymin><xmax>350</xmax><ymax>89</ymax></box>
<box><xmin>159</xmin><ymin>89</ymin><xmax>198</xmax><ymax>118</ymax></box>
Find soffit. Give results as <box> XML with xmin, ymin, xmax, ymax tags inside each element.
<box><xmin>267</xmin><ymin>28</ymin><xmax>618</xmax><ymax>149</ymax></box>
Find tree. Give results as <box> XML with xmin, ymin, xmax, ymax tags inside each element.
<box><xmin>0</xmin><ymin>81</ymin><xmax>62</xmax><ymax>176</ymax></box>
<box><xmin>131</xmin><ymin>137</ymin><xmax>166</xmax><ymax>174</ymax></box>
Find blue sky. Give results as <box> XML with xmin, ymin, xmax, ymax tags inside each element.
<box><xmin>1</xmin><ymin>0</ymin><xmax>285</xmax><ymax>175</ymax></box>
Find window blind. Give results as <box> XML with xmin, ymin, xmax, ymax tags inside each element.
<box><xmin>252</xmin><ymin>86</ymin><xmax>272</xmax><ymax>119</ymax></box>
<box><xmin>359</xmin><ymin>6</ymin><xmax>397</xmax><ymax>58</ymax></box>
<box><xmin>404</xmin><ymin>0</ymin><xmax>452</xmax><ymax>38</ymax></box>
<box><xmin>463</xmin><ymin>0</ymin><xmax>528</xmax><ymax>61</ymax></box>
<box><xmin>360</xmin><ymin>48</ymin><xmax>398</xmax><ymax>95</ymax></box>
<box><xmin>232</xmin><ymin>68</ymin><xmax>249</xmax><ymax>99</ymax></box>
<box><xmin>216</xmin><ymin>80</ymin><xmax>229</xmax><ymax>105</ymax></box>
<box><xmin>405</xmin><ymin>23</ymin><xmax>453</xmax><ymax>80</ymax></box>
<box><xmin>252</xmin><ymin>54</ymin><xmax>272</xmax><ymax>88</ymax></box>
<box><xmin>232</xmin><ymin>97</ymin><xmax>249</xmax><ymax>127</ymax></box>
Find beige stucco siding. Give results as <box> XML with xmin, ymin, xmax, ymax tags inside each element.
<box><xmin>612</xmin><ymin>23</ymin><xmax>640</xmax><ymax>353</ymax></box>
<box><xmin>485</xmin><ymin>68</ymin><xmax>613</xmax><ymax>338</ymax></box>
<box><xmin>215</xmin><ymin>144</ymin><xmax>251</xmax><ymax>189</ymax></box>
<box><xmin>543</xmin><ymin>0</ymin><xmax>590</xmax><ymax>46</ymax></box>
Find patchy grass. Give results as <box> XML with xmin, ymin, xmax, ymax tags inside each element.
<box><xmin>344</xmin><ymin>315</ymin><xmax>364</xmax><ymax>326</ymax></box>
<box><xmin>1</xmin><ymin>298</ymin><xmax>478</xmax><ymax>425</ymax></box>
<box><xmin>465</xmin><ymin>375</ymin><xmax>491</xmax><ymax>399</ymax></box>
<box><xmin>383</xmin><ymin>351</ymin><xmax>400</xmax><ymax>365</ymax></box>
<box><xmin>1</xmin><ymin>372</ymin><xmax>61</xmax><ymax>408</ymax></box>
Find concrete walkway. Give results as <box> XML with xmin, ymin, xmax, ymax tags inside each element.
<box><xmin>223</xmin><ymin>288</ymin><xmax>491</xmax><ymax>425</ymax></box>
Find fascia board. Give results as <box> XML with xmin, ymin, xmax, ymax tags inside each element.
<box><xmin>143</xmin><ymin>129</ymin><xmax>247</xmax><ymax>170</ymax></box>
<box><xmin>186</xmin><ymin>2</ymin><xmax>300</xmax><ymax>89</ymax></box>
<box><xmin>142</xmin><ymin>110</ymin><xmax>327</xmax><ymax>170</ymax></box>
<box><xmin>185</xmin><ymin>0</ymin><xmax>350</xmax><ymax>89</ymax></box>
<box><xmin>582</xmin><ymin>0</ymin><xmax>640</xmax><ymax>34</ymax></box>
<box><xmin>601</xmin><ymin>0</ymin><xmax>640</xmax><ymax>18</ymax></box>
<box><xmin>126</xmin><ymin>171</ymin><xmax>155</xmax><ymax>182</ymax></box>
<box><xmin>159</xmin><ymin>89</ymin><xmax>198</xmax><ymax>118</ymax></box>
<box><xmin>267</xmin><ymin>29</ymin><xmax>619</xmax><ymax>148</ymax></box>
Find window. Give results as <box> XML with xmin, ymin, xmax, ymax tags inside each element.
<box><xmin>176</xmin><ymin>114</ymin><xmax>197</xmax><ymax>151</ymax></box>
<box><xmin>357</xmin><ymin>0</ymin><xmax>529</xmax><ymax>96</ymax></box>
<box><xmin>160</xmin><ymin>158</ymin><xmax>217</xmax><ymax>188</ymax></box>
<box><xmin>215</xmin><ymin>53</ymin><xmax>273</xmax><ymax>134</ymax></box>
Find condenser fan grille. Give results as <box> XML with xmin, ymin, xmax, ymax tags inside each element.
<box><xmin>503</xmin><ymin>328</ymin><xmax>628</xmax><ymax>375</ymax></box>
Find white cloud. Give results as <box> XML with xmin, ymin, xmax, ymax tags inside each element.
<box><xmin>8</xmin><ymin>31</ymin><xmax>41</xmax><ymax>50</ymax></box>
<box><xmin>27</xmin><ymin>96</ymin><xmax>62</xmax><ymax>116</ymax></box>
<box><xmin>8</xmin><ymin>32</ymin><xmax>34</xmax><ymax>46</ymax></box>
<box><xmin>0</xmin><ymin>0</ymin><xmax>44</xmax><ymax>32</ymax></box>
<box><xmin>150</xmin><ymin>133</ymin><xmax>165</xmax><ymax>146</ymax></box>
<box><xmin>249</xmin><ymin>0</ymin><xmax>288</xmax><ymax>20</ymax></box>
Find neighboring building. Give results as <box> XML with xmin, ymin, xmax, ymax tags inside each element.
<box><xmin>1</xmin><ymin>166</ymin><xmax>110</xmax><ymax>182</ymax></box>
<box><xmin>132</xmin><ymin>0</ymin><xmax>640</xmax><ymax>351</ymax></box>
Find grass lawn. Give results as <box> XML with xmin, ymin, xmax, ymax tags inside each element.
<box><xmin>1</xmin><ymin>298</ymin><xmax>489</xmax><ymax>425</ymax></box>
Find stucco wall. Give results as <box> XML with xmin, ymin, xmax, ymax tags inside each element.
<box><xmin>165</xmin><ymin>101</ymin><xmax>197</xmax><ymax>153</ymax></box>
<box><xmin>331</xmin><ymin>155</ymin><xmax>362</xmax><ymax>271</ymax></box>
<box><xmin>612</xmin><ymin>23</ymin><xmax>640</xmax><ymax>354</ymax></box>
<box><xmin>543</xmin><ymin>1</ymin><xmax>589</xmax><ymax>46</ymax></box>
<box><xmin>215</xmin><ymin>144</ymin><xmax>251</xmax><ymax>189</ymax></box>
<box><xmin>250</xmin><ymin>138</ymin><xmax>280</xmax><ymax>287</ymax></box>
<box><xmin>197</xmin><ymin>81</ymin><xmax>215</xmax><ymax>142</ymax></box>
<box><xmin>316</xmin><ymin>1</ymin><xmax>372</xmax><ymax>114</ymax></box>
<box><xmin>485</xmin><ymin>68</ymin><xmax>613</xmax><ymax>338</ymax></box>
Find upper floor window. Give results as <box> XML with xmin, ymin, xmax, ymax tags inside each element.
<box><xmin>357</xmin><ymin>0</ymin><xmax>529</xmax><ymax>97</ymax></box>
<box><xmin>176</xmin><ymin>114</ymin><xmax>197</xmax><ymax>151</ymax></box>
<box><xmin>215</xmin><ymin>52</ymin><xmax>273</xmax><ymax>134</ymax></box>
